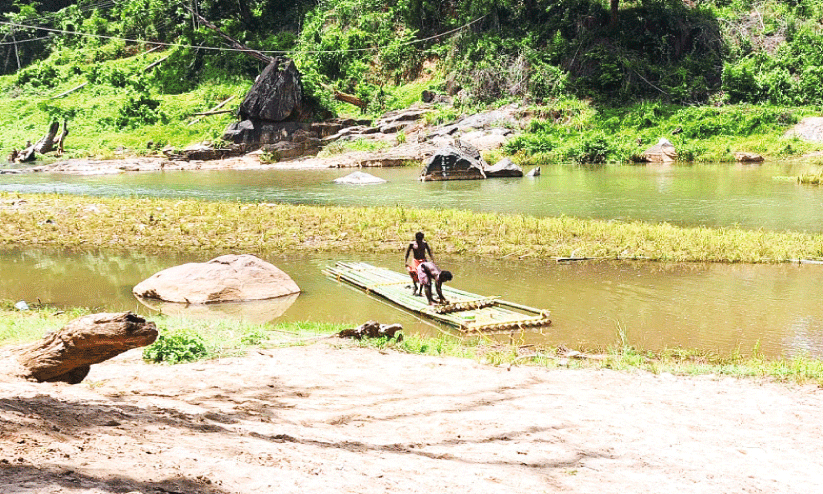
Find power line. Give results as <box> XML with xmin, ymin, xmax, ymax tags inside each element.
<box><xmin>0</xmin><ymin>35</ymin><xmax>51</xmax><ymax>46</ymax></box>
<box><xmin>0</xmin><ymin>14</ymin><xmax>486</xmax><ymax>56</ymax></box>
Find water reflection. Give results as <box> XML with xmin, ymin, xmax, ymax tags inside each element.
<box><xmin>136</xmin><ymin>293</ymin><xmax>300</xmax><ymax>323</ymax></box>
<box><xmin>1</xmin><ymin>247</ymin><xmax>822</xmax><ymax>358</ymax></box>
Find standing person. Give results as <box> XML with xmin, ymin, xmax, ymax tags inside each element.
<box><xmin>416</xmin><ymin>261</ymin><xmax>453</xmax><ymax>306</ymax></box>
<box><xmin>404</xmin><ymin>231</ymin><xmax>433</xmax><ymax>295</ymax></box>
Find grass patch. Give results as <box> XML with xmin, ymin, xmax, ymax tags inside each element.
<box><xmin>0</xmin><ymin>48</ymin><xmax>247</xmax><ymax>159</ymax></box>
<box><xmin>506</xmin><ymin>100</ymin><xmax>823</xmax><ymax>164</ymax></box>
<box><xmin>2</xmin><ymin>193</ymin><xmax>823</xmax><ymax>263</ymax></box>
<box><xmin>2</xmin><ymin>303</ymin><xmax>820</xmax><ymax>385</ymax></box>
<box><xmin>317</xmin><ymin>138</ymin><xmax>390</xmax><ymax>157</ymax></box>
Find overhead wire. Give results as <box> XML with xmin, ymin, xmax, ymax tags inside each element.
<box><xmin>0</xmin><ymin>12</ymin><xmax>486</xmax><ymax>56</ymax></box>
<box><xmin>0</xmin><ymin>35</ymin><xmax>52</xmax><ymax>46</ymax></box>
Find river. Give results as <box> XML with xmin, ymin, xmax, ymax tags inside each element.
<box><xmin>1</xmin><ymin>162</ymin><xmax>822</xmax><ymax>357</ymax></box>
<box><xmin>1</xmin><ymin>161</ymin><xmax>822</xmax><ymax>231</ymax></box>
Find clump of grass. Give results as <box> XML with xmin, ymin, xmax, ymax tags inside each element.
<box><xmin>3</xmin><ymin>193</ymin><xmax>823</xmax><ymax>263</ymax></box>
<box><xmin>798</xmin><ymin>173</ymin><xmax>823</xmax><ymax>185</ymax></box>
<box><xmin>317</xmin><ymin>138</ymin><xmax>390</xmax><ymax>157</ymax></box>
<box><xmin>0</xmin><ymin>301</ymin><xmax>90</xmax><ymax>345</ymax></box>
<box><xmin>142</xmin><ymin>327</ymin><xmax>208</xmax><ymax>364</ymax></box>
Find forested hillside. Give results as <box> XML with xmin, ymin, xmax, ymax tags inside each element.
<box><xmin>1</xmin><ymin>0</ymin><xmax>822</xmax><ymax>160</ymax></box>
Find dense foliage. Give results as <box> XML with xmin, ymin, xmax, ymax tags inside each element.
<box><xmin>1</xmin><ymin>1</ymin><xmax>823</xmax><ymax>159</ymax></box>
<box><xmin>2</xmin><ymin>0</ymin><xmax>823</xmax><ymax>105</ymax></box>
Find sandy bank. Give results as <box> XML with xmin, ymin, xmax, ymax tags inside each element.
<box><xmin>1</xmin><ymin>341</ymin><xmax>821</xmax><ymax>493</ymax></box>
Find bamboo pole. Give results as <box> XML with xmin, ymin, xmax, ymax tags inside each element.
<box><xmin>188</xmin><ymin>95</ymin><xmax>236</xmax><ymax>126</ymax></box>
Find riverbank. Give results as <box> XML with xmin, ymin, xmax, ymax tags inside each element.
<box><xmin>2</xmin><ymin>335</ymin><xmax>822</xmax><ymax>493</ymax></box>
<box><xmin>2</xmin><ymin>192</ymin><xmax>823</xmax><ymax>263</ymax></box>
<box><xmin>3</xmin><ymin>304</ymin><xmax>822</xmax><ymax>386</ymax></box>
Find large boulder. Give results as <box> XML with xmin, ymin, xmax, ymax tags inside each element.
<box><xmin>420</xmin><ymin>140</ymin><xmax>487</xmax><ymax>181</ymax></box>
<box><xmin>133</xmin><ymin>254</ymin><xmax>300</xmax><ymax>304</ymax></box>
<box><xmin>238</xmin><ymin>57</ymin><xmax>311</xmax><ymax>122</ymax></box>
<box><xmin>420</xmin><ymin>146</ymin><xmax>486</xmax><ymax>181</ymax></box>
<box><xmin>642</xmin><ymin>138</ymin><xmax>677</xmax><ymax>163</ymax></box>
<box><xmin>484</xmin><ymin>158</ymin><xmax>523</xmax><ymax>178</ymax></box>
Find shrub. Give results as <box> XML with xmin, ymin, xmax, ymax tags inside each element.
<box><xmin>115</xmin><ymin>89</ymin><xmax>166</xmax><ymax>128</ymax></box>
<box><xmin>143</xmin><ymin>328</ymin><xmax>209</xmax><ymax>364</ymax></box>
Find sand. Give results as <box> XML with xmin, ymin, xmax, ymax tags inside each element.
<box><xmin>2</xmin><ymin>341</ymin><xmax>822</xmax><ymax>493</ymax></box>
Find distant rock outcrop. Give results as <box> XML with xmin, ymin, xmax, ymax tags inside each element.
<box><xmin>238</xmin><ymin>57</ymin><xmax>313</xmax><ymax>123</ymax></box>
<box><xmin>333</xmin><ymin>171</ymin><xmax>387</xmax><ymax>185</ymax></box>
<box><xmin>734</xmin><ymin>152</ymin><xmax>764</xmax><ymax>163</ymax></box>
<box><xmin>223</xmin><ymin>58</ymin><xmax>327</xmax><ymax>155</ymax></box>
<box><xmin>133</xmin><ymin>254</ymin><xmax>300</xmax><ymax>304</ymax></box>
<box><xmin>784</xmin><ymin>117</ymin><xmax>823</xmax><ymax>142</ymax></box>
<box><xmin>642</xmin><ymin>138</ymin><xmax>678</xmax><ymax>163</ymax></box>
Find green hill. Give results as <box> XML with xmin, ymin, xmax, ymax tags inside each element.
<box><xmin>1</xmin><ymin>0</ymin><xmax>822</xmax><ymax>162</ymax></box>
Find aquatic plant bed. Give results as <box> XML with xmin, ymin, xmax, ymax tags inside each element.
<box><xmin>3</xmin><ymin>193</ymin><xmax>823</xmax><ymax>262</ymax></box>
<box><xmin>325</xmin><ymin>261</ymin><xmax>551</xmax><ymax>333</ymax></box>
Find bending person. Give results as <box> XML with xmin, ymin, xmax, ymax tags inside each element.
<box><xmin>416</xmin><ymin>261</ymin><xmax>453</xmax><ymax>306</ymax></box>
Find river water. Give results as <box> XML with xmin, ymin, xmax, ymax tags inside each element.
<box><xmin>2</xmin><ymin>161</ymin><xmax>822</xmax><ymax>231</ymax></box>
<box><xmin>1</xmin><ymin>162</ymin><xmax>822</xmax><ymax>357</ymax></box>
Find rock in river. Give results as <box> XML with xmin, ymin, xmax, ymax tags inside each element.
<box><xmin>333</xmin><ymin>171</ymin><xmax>387</xmax><ymax>185</ymax></box>
<box><xmin>484</xmin><ymin>158</ymin><xmax>523</xmax><ymax>178</ymax></box>
<box><xmin>133</xmin><ymin>254</ymin><xmax>300</xmax><ymax>304</ymax></box>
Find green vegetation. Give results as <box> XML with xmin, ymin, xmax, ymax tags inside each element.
<box><xmin>142</xmin><ymin>327</ymin><xmax>209</xmax><ymax>363</ymax></box>
<box><xmin>507</xmin><ymin>100</ymin><xmax>823</xmax><ymax>164</ymax></box>
<box><xmin>1</xmin><ymin>1</ymin><xmax>822</xmax><ymax>162</ymax></box>
<box><xmin>0</xmin><ymin>49</ymin><xmax>245</xmax><ymax>157</ymax></box>
<box><xmin>3</xmin><ymin>302</ymin><xmax>821</xmax><ymax>385</ymax></box>
<box><xmin>0</xmin><ymin>299</ymin><xmax>90</xmax><ymax>345</ymax></box>
<box><xmin>3</xmin><ymin>193</ymin><xmax>823</xmax><ymax>262</ymax></box>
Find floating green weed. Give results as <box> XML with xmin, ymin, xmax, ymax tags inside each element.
<box><xmin>1</xmin><ymin>192</ymin><xmax>802</xmax><ymax>263</ymax></box>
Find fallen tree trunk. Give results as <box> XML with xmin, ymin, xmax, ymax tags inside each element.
<box><xmin>15</xmin><ymin>121</ymin><xmax>68</xmax><ymax>161</ymax></box>
<box><xmin>320</xmin><ymin>82</ymin><xmax>367</xmax><ymax>109</ymax></box>
<box><xmin>12</xmin><ymin>312</ymin><xmax>157</xmax><ymax>384</ymax></box>
<box><xmin>54</xmin><ymin>120</ymin><xmax>68</xmax><ymax>155</ymax></box>
<box><xmin>333</xmin><ymin>90</ymin><xmax>367</xmax><ymax>109</ymax></box>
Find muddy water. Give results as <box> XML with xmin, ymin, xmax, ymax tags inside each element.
<box><xmin>2</xmin><ymin>162</ymin><xmax>823</xmax><ymax>232</ymax></box>
<box><xmin>2</xmin><ymin>248</ymin><xmax>822</xmax><ymax>358</ymax></box>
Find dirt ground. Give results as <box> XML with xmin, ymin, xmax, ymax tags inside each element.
<box><xmin>2</xmin><ymin>341</ymin><xmax>822</xmax><ymax>494</ymax></box>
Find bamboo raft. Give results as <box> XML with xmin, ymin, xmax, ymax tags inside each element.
<box><xmin>324</xmin><ymin>261</ymin><xmax>552</xmax><ymax>333</ymax></box>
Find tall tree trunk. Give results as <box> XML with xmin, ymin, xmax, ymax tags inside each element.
<box><xmin>610</xmin><ymin>0</ymin><xmax>619</xmax><ymax>26</ymax></box>
<box><xmin>237</xmin><ymin>0</ymin><xmax>254</xmax><ymax>28</ymax></box>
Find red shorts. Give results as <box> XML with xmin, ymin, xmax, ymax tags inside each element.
<box><xmin>407</xmin><ymin>258</ymin><xmax>425</xmax><ymax>282</ymax></box>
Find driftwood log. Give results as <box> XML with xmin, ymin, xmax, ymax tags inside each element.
<box><xmin>13</xmin><ymin>312</ymin><xmax>157</xmax><ymax>384</ymax></box>
<box><xmin>338</xmin><ymin>320</ymin><xmax>403</xmax><ymax>341</ymax></box>
<box><xmin>15</xmin><ymin>121</ymin><xmax>68</xmax><ymax>162</ymax></box>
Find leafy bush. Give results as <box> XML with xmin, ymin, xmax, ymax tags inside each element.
<box><xmin>15</xmin><ymin>62</ymin><xmax>60</xmax><ymax>89</ymax></box>
<box><xmin>143</xmin><ymin>328</ymin><xmax>209</xmax><ymax>364</ymax></box>
<box><xmin>114</xmin><ymin>88</ymin><xmax>166</xmax><ymax>128</ymax></box>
